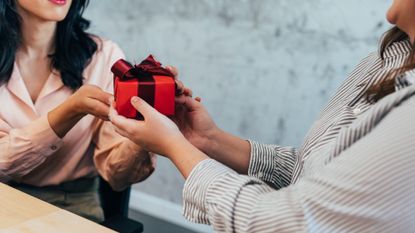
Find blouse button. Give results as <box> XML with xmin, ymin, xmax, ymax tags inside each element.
<box><xmin>258</xmin><ymin>172</ymin><xmax>263</xmax><ymax>178</ymax></box>
<box><xmin>51</xmin><ymin>145</ymin><xmax>57</xmax><ymax>150</ymax></box>
<box><xmin>353</xmin><ymin>108</ymin><xmax>361</xmax><ymax>115</ymax></box>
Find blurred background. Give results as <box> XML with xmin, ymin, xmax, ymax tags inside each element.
<box><xmin>85</xmin><ymin>0</ymin><xmax>391</xmax><ymax>232</ymax></box>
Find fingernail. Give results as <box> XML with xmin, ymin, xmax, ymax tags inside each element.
<box><xmin>131</xmin><ymin>96</ymin><xmax>139</xmax><ymax>103</ymax></box>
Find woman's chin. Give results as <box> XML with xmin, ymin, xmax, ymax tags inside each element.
<box><xmin>36</xmin><ymin>11</ymin><xmax>68</xmax><ymax>22</ymax></box>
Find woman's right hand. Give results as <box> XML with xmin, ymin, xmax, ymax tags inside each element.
<box><xmin>48</xmin><ymin>85</ymin><xmax>112</xmax><ymax>138</ymax></box>
<box><xmin>67</xmin><ymin>85</ymin><xmax>112</xmax><ymax>121</ymax></box>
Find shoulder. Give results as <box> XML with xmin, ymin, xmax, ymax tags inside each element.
<box><xmin>352</xmin><ymin>51</ymin><xmax>382</xmax><ymax>74</ymax></box>
<box><xmin>340</xmin><ymin>51</ymin><xmax>381</xmax><ymax>88</ymax></box>
<box><xmin>318</xmin><ymin>51</ymin><xmax>382</xmax><ymax>114</ymax></box>
<box><xmin>90</xmin><ymin>36</ymin><xmax>125</xmax><ymax>66</ymax></box>
<box><xmin>83</xmin><ymin>36</ymin><xmax>125</xmax><ymax>87</ymax></box>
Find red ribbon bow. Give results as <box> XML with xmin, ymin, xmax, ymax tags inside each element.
<box><xmin>111</xmin><ymin>55</ymin><xmax>174</xmax><ymax>80</ymax></box>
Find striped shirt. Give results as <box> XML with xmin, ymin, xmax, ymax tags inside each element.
<box><xmin>182</xmin><ymin>40</ymin><xmax>415</xmax><ymax>233</ymax></box>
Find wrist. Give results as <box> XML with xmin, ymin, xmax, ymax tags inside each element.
<box><xmin>65</xmin><ymin>95</ymin><xmax>86</xmax><ymax>119</ymax></box>
<box><xmin>166</xmin><ymin>134</ymin><xmax>191</xmax><ymax>158</ymax></box>
<box><xmin>167</xmin><ymin>136</ymin><xmax>209</xmax><ymax>178</ymax></box>
<box><xmin>202</xmin><ymin>127</ymin><xmax>225</xmax><ymax>155</ymax></box>
<box><xmin>47</xmin><ymin>97</ymin><xmax>85</xmax><ymax>138</ymax></box>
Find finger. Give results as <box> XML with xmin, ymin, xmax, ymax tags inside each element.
<box><xmin>87</xmin><ymin>99</ymin><xmax>111</xmax><ymax>117</ymax></box>
<box><xmin>165</xmin><ymin>66</ymin><xmax>178</xmax><ymax>78</ymax></box>
<box><xmin>195</xmin><ymin>97</ymin><xmax>201</xmax><ymax>102</ymax></box>
<box><xmin>108</xmin><ymin>101</ymin><xmax>119</xmax><ymax>121</ymax></box>
<box><xmin>175</xmin><ymin>80</ymin><xmax>185</xmax><ymax>96</ymax></box>
<box><xmin>176</xmin><ymin>80</ymin><xmax>184</xmax><ymax>90</ymax></box>
<box><xmin>183</xmin><ymin>87</ymin><xmax>193</xmax><ymax>97</ymax></box>
<box><xmin>130</xmin><ymin>96</ymin><xmax>156</xmax><ymax>118</ymax></box>
<box><xmin>89</xmin><ymin>89</ymin><xmax>113</xmax><ymax>105</ymax></box>
<box><xmin>175</xmin><ymin>94</ymin><xmax>187</xmax><ymax>105</ymax></box>
<box><xmin>109</xmin><ymin>97</ymin><xmax>115</xmax><ymax>107</ymax></box>
<box><xmin>109</xmin><ymin>110</ymin><xmax>143</xmax><ymax>132</ymax></box>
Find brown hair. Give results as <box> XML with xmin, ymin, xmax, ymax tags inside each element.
<box><xmin>366</xmin><ymin>26</ymin><xmax>415</xmax><ymax>102</ymax></box>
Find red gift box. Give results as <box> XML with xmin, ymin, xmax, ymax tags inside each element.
<box><xmin>111</xmin><ymin>55</ymin><xmax>176</xmax><ymax>120</ymax></box>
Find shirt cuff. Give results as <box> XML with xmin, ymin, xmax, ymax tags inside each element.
<box><xmin>247</xmin><ymin>140</ymin><xmax>278</xmax><ymax>184</ymax></box>
<box><xmin>182</xmin><ymin>159</ymin><xmax>235</xmax><ymax>224</ymax></box>
<box><xmin>17</xmin><ymin>116</ymin><xmax>64</xmax><ymax>156</ymax></box>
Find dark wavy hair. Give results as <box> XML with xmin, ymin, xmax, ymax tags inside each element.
<box><xmin>0</xmin><ymin>0</ymin><xmax>97</xmax><ymax>90</ymax></box>
<box><xmin>366</xmin><ymin>27</ymin><xmax>415</xmax><ymax>102</ymax></box>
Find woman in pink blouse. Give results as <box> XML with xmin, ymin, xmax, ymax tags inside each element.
<box><xmin>0</xmin><ymin>0</ymin><xmax>155</xmax><ymax>222</ymax></box>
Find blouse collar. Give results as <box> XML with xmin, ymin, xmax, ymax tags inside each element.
<box><xmin>383</xmin><ymin>39</ymin><xmax>412</xmax><ymax>59</ymax></box>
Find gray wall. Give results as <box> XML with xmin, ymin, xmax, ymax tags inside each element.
<box><xmin>85</xmin><ymin>0</ymin><xmax>391</xmax><ymax>204</ymax></box>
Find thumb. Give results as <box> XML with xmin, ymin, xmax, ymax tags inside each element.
<box><xmin>130</xmin><ymin>96</ymin><xmax>155</xmax><ymax>117</ymax></box>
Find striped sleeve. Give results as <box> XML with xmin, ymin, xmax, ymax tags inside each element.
<box><xmin>247</xmin><ymin>140</ymin><xmax>298</xmax><ymax>189</ymax></box>
<box><xmin>182</xmin><ymin>96</ymin><xmax>415</xmax><ymax>233</ymax></box>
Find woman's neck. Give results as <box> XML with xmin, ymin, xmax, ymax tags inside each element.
<box><xmin>17</xmin><ymin>7</ymin><xmax>57</xmax><ymax>58</ymax></box>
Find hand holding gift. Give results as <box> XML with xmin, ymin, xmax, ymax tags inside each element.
<box><xmin>111</xmin><ymin>55</ymin><xmax>176</xmax><ymax>120</ymax></box>
<box><xmin>109</xmin><ymin>61</ymin><xmax>220</xmax><ymax>178</ymax></box>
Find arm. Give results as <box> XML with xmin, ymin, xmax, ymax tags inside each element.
<box><xmin>110</xmin><ymin>96</ymin><xmax>298</xmax><ymax>191</ymax></box>
<box><xmin>201</xmin><ymin>129</ymin><xmax>298</xmax><ymax>189</ymax></box>
<box><xmin>169</xmin><ymin>68</ymin><xmax>253</xmax><ymax>174</ymax></box>
<box><xmin>0</xmin><ymin>85</ymin><xmax>112</xmax><ymax>182</ymax></box>
<box><xmin>48</xmin><ymin>85</ymin><xmax>112</xmax><ymax>138</ymax></box>
<box><xmin>174</xmin><ymin>96</ymin><xmax>299</xmax><ymax>188</ymax></box>
<box><xmin>181</xmin><ymin>96</ymin><xmax>415</xmax><ymax>232</ymax></box>
<box><xmin>203</xmin><ymin>129</ymin><xmax>251</xmax><ymax>174</ymax></box>
<box><xmin>163</xmin><ymin>66</ymin><xmax>299</xmax><ymax>178</ymax></box>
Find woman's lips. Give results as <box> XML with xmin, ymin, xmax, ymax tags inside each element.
<box><xmin>48</xmin><ymin>0</ymin><xmax>67</xmax><ymax>6</ymax></box>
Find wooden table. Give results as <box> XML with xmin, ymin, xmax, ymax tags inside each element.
<box><xmin>0</xmin><ymin>183</ymin><xmax>116</xmax><ymax>233</ymax></box>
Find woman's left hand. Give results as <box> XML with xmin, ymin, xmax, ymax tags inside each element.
<box><xmin>109</xmin><ymin>96</ymin><xmax>186</xmax><ymax>158</ymax></box>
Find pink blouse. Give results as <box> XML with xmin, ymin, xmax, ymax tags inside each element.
<box><xmin>0</xmin><ymin>39</ymin><xmax>150</xmax><ymax>190</ymax></box>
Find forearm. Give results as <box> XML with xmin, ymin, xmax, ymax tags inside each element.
<box><xmin>47</xmin><ymin>97</ymin><xmax>84</xmax><ymax>138</ymax></box>
<box><xmin>203</xmin><ymin>129</ymin><xmax>251</xmax><ymax>174</ymax></box>
<box><xmin>169</xmin><ymin>137</ymin><xmax>209</xmax><ymax>179</ymax></box>
<box><xmin>0</xmin><ymin>100</ymin><xmax>80</xmax><ymax>180</ymax></box>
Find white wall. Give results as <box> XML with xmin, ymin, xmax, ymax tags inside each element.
<box><xmin>85</xmin><ymin>0</ymin><xmax>391</xmax><ymax>204</ymax></box>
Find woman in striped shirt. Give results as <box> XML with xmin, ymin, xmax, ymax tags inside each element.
<box><xmin>110</xmin><ymin>0</ymin><xmax>415</xmax><ymax>232</ymax></box>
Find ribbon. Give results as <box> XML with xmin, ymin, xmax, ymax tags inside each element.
<box><xmin>111</xmin><ymin>55</ymin><xmax>174</xmax><ymax>80</ymax></box>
